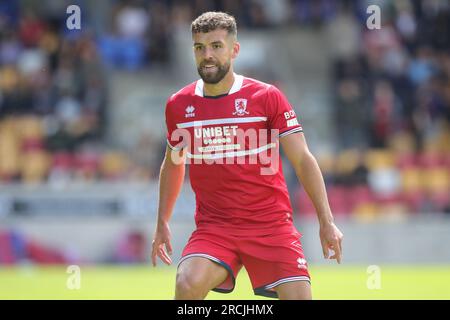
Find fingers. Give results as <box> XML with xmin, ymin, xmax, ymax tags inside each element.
<box><xmin>322</xmin><ymin>239</ymin><xmax>342</xmax><ymax>263</ymax></box>
<box><xmin>158</xmin><ymin>247</ymin><xmax>172</xmax><ymax>265</ymax></box>
<box><xmin>151</xmin><ymin>240</ymin><xmax>158</xmax><ymax>266</ymax></box>
<box><xmin>321</xmin><ymin>224</ymin><xmax>344</xmax><ymax>264</ymax></box>
<box><xmin>152</xmin><ymin>239</ymin><xmax>173</xmax><ymax>266</ymax></box>
<box><xmin>335</xmin><ymin>232</ymin><xmax>343</xmax><ymax>264</ymax></box>
<box><xmin>166</xmin><ymin>240</ymin><xmax>173</xmax><ymax>256</ymax></box>
<box><xmin>328</xmin><ymin>239</ymin><xmax>342</xmax><ymax>264</ymax></box>
<box><xmin>332</xmin><ymin>242</ymin><xmax>342</xmax><ymax>264</ymax></box>
<box><xmin>322</xmin><ymin>241</ymin><xmax>329</xmax><ymax>259</ymax></box>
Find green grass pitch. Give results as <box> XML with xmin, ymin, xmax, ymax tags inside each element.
<box><xmin>1</xmin><ymin>265</ymin><xmax>449</xmax><ymax>299</ymax></box>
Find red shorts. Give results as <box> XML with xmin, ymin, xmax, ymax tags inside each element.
<box><xmin>178</xmin><ymin>225</ymin><xmax>310</xmax><ymax>298</ymax></box>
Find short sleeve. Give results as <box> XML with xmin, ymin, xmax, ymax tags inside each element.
<box><xmin>266</xmin><ymin>85</ymin><xmax>303</xmax><ymax>138</ymax></box>
<box><xmin>165</xmin><ymin>97</ymin><xmax>186</xmax><ymax>151</ymax></box>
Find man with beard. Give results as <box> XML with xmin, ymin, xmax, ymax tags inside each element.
<box><xmin>151</xmin><ymin>11</ymin><xmax>343</xmax><ymax>300</ymax></box>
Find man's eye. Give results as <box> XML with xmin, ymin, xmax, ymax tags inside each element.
<box><xmin>213</xmin><ymin>44</ymin><xmax>221</xmax><ymax>49</ymax></box>
<box><xmin>195</xmin><ymin>46</ymin><xmax>203</xmax><ymax>51</ymax></box>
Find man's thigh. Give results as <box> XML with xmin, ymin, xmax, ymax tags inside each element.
<box><xmin>275</xmin><ymin>280</ymin><xmax>312</xmax><ymax>300</ymax></box>
<box><xmin>179</xmin><ymin>228</ymin><xmax>242</xmax><ymax>293</ymax></box>
<box><xmin>177</xmin><ymin>256</ymin><xmax>229</xmax><ymax>290</ymax></box>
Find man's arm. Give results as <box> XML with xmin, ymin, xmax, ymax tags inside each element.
<box><xmin>280</xmin><ymin>132</ymin><xmax>343</xmax><ymax>263</ymax></box>
<box><xmin>151</xmin><ymin>146</ymin><xmax>186</xmax><ymax>266</ymax></box>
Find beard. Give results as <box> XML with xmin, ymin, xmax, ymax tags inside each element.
<box><xmin>197</xmin><ymin>60</ymin><xmax>231</xmax><ymax>84</ymax></box>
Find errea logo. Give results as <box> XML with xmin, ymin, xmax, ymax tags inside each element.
<box><xmin>185</xmin><ymin>105</ymin><xmax>195</xmax><ymax>118</ymax></box>
<box><xmin>297</xmin><ymin>258</ymin><xmax>307</xmax><ymax>269</ymax></box>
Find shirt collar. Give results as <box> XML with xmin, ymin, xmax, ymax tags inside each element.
<box><xmin>195</xmin><ymin>73</ymin><xmax>243</xmax><ymax>97</ymax></box>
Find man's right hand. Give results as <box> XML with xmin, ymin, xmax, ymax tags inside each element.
<box><xmin>151</xmin><ymin>222</ymin><xmax>173</xmax><ymax>266</ymax></box>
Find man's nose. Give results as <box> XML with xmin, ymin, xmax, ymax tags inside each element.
<box><xmin>202</xmin><ymin>47</ymin><xmax>214</xmax><ymax>60</ymax></box>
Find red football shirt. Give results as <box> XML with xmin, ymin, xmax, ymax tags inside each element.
<box><xmin>165</xmin><ymin>74</ymin><xmax>303</xmax><ymax>235</ymax></box>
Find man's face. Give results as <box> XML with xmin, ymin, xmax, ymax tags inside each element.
<box><xmin>193</xmin><ymin>29</ymin><xmax>239</xmax><ymax>84</ymax></box>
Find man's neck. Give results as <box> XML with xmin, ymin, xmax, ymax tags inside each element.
<box><xmin>203</xmin><ymin>71</ymin><xmax>235</xmax><ymax>97</ymax></box>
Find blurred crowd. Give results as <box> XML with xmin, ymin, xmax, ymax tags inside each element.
<box><xmin>0</xmin><ymin>0</ymin><xmax>348</xmax><ymax>184</ymax></box>
<box><xmin>0</xmin><ymin>0</ymin><xmax>449</xmax><ymax>216</ymax></box>
<box><xmin>0</xmin><ymin>1</ymin><xmax>159</xmax><ymax>184</ymax></box>
<box><xmin>0</xmin><ymin>228</ymin><xmax>146</xmax><ymax>264</ymax></box>
<box><xmin>299</xmin><ymin>0</ymin><xmax>450</xmax><ymax>218</ymax></box>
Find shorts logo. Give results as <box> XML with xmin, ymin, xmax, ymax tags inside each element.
<box><xmin>297</xmin><ymin>257</ymin><xmax>307</xmax><ymax>269</ymax></box>
<box><xmin>185</xmin><ymin>105</ymin><xmax>195</xmax><ymax>118</ymax></box>
<box><xmin>233</xmin><ymin>99</ymin><xmax>249</xmax><ymax>116</ymax></box>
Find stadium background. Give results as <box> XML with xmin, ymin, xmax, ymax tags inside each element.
<box><xmin>0</xmin><ymin>0</ymin><xmax>449</xmax><ymax>299</ymax></box>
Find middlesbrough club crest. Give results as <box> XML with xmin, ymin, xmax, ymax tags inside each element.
<box><xmin>233</xmin><ymin>99</ymin><xmax>249</xmax><ymax>116</ymax></box>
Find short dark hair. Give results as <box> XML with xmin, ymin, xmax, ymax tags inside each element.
<box><xmin>191</xmin><ymin>12</ymin><xmax>237</xmax><ymax>37</ymax></box>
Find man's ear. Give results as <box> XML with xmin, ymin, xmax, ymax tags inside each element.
<box><xmin>232</xmin><ymin>41</ymin><xmax>240</xmax><ymax>59</ymax></box>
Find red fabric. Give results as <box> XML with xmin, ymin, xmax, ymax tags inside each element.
<box><xmin>165</xmin><ymin>76</ymin><xmax>303</xmax><ymax>236</ymax></box>
<box><xmin>180</xmin><ymin>224</ymin><xmax>309</xmax><ymax>296</ymax></box>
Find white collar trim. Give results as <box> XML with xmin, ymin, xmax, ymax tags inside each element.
<box><xmin>194</xmin><ymin>73</ymin><xmax>244</xmax><ymax>97</ymax></box>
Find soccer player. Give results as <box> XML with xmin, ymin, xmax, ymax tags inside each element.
<box><xmin>151</xmin><ymin>11</ymin><xmax>343</xmax><ymax>300</ymax></box>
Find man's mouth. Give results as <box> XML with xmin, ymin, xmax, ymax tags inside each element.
<box><xmin>202</xmin><ymin>63</ymin><xmax>218</xmax><ymax>71</ymax></box>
